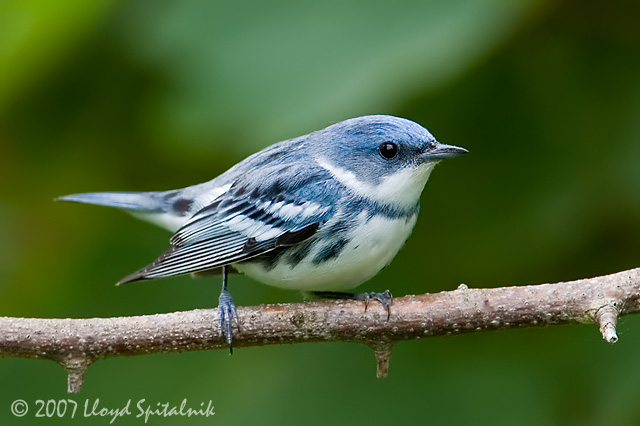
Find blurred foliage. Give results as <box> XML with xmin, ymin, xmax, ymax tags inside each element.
<box><xmin>0</xmin><ymin>0</ymin><xmax>117</xmax><ymax>113</ymax></box>
<box><xmin>1</xmin><ymin>0</ymin><xmax>640</xmax><ymax>425</ymax></box>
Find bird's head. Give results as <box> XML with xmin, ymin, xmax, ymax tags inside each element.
<box><xmin>311</xmin><ymin>115</ymin><xmax>467</xmax><ymax>208</ymax></box>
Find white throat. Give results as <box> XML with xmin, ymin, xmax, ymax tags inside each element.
<box><xmin>317</xmin><ymin>158</ymin><xmax>436</xmax><ymax>208</ymax></box>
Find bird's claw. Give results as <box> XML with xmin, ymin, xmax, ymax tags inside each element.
<box><xmin>355</xmin><ymin>290</ymin><xmax>393</xmax><ymax>320</ymax></box>
<box><xmin>218</xmin><ymin>287</ymin><xmax>239</xmax><ymax>353</ymax></box>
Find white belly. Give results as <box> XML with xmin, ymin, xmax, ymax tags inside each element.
<box><xmin>234</xmin><ymin>212</ymin><xmax>418</xmax><ymax>291</ymax></box>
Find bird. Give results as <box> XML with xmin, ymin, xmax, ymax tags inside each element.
<box><xmin>58</xmin><ymin>115</ymin><xmax>467</xmax><ymax>349</ymax></box>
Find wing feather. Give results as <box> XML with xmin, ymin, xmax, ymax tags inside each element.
<box><xmin>119</xmin><ymin>164</ymin><xmax>335</xmax><ymax>284</ymax></box>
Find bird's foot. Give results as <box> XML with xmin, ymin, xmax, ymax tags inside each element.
<box><xmin>310</xmin><ymin>290</ymin><xmax>393</xmax><ymax>320</ymax></box>
<box><xmin>218</xmin><ymin>287</ymin><xmax>239</xmax><ymax>353</ymax></box>
<box><xmin>354</xmin><ymin>290</ymin><xmax>393</xmax><ymax>320</ymax></box>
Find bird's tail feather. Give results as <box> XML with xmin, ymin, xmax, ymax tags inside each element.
<box><xmin>56</xmin><ymin>191</ymin><xmax>167</xmax><ymax>212</ymax></box>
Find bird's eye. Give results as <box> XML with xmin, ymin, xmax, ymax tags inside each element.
<box><xmin>378</xmin><ymin>142</ymin><xmax>398</xmax><ymax>160</ymax></box>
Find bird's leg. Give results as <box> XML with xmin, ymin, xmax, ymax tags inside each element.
<box><xmin>310</xmin><ymin>290</ymin><xmax>393</xmax><ymax>320</ymax></box>
<box><xmin>218</xmin><ymin>265</ymin><xmax>239</xmax><ymax>353</ymax></box>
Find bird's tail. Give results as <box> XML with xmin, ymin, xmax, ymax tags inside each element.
<box><xmin>57</xmin><ymin>190</ymin><xmax>189</xmax><ymax>233</ymax></box>
<box><xmin>56</xmin><ymin>191</ymin><xmax>167</xmax><ymax>212</ymax></box>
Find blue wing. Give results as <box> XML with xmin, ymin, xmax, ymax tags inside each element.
<box><xmin>119</xmin><ymin>164</ymin><xmax>336</xmax><ymax>284</ymax></box>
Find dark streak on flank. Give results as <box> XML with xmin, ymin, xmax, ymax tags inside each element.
<box><xmin>252</xmin><ymin>248</ymin><xmax>287</xmax><ymax>271</ymax></box>
<box><xmin>246</xmin><ymin>223</ymin><xmax>319</xmax><ymax>271</ymax></box>
<box><xmin>287</xmin><ymin>240</ymin><xmax>314</xmax><ymax>267</ymax></box>
<box><xmin>313</xmin><ymin>238</ymin><xmax>349</xmax><ymax>264</ymax></box>
<box><xmin>326</xmin><ymin>220</ymin><xmax>348</xmax><ymax>235</ymax></box>
<box><xmin>276</xmin><ymin>223</ymin><xmax>319</xmax><ymax>247</ymax></box>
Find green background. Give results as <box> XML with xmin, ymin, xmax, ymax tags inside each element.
<box><xmin>2</xmin><ymin>0</ymin><xmax>640</xmax><ymax>425</ymax></box>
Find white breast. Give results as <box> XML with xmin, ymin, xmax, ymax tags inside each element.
<box><xmin>234</xmin><ymin>212</ymin><xmax>418</xmax><ymax>291</ymax></box>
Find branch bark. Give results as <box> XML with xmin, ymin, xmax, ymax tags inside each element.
<box><xmin>2</xmin><ymin>267</ymin><xmax>640</xmax><ymax>393</ymax></box>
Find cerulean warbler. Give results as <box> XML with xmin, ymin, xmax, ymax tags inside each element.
<box><xmin>59</xmin><ymin>115</ymin><xmax>467</xmax><ymax>348</ymax></box>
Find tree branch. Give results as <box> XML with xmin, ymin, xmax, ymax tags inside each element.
<box><xmin>2</xmin><ymin>267</ymin><xmax>640</xmax><ymax>393</ymax></box>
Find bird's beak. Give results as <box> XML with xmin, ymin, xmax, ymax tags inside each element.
<box><xmin>419</xmin><ymin>142</ymin><xmax>468</xmax><ymax>161</ymax></box>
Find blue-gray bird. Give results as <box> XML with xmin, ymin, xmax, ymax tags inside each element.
<box><xmin>58</xmin><ymin>115</ymin><xmax>467</xmax><ymax>348</ymax></box>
